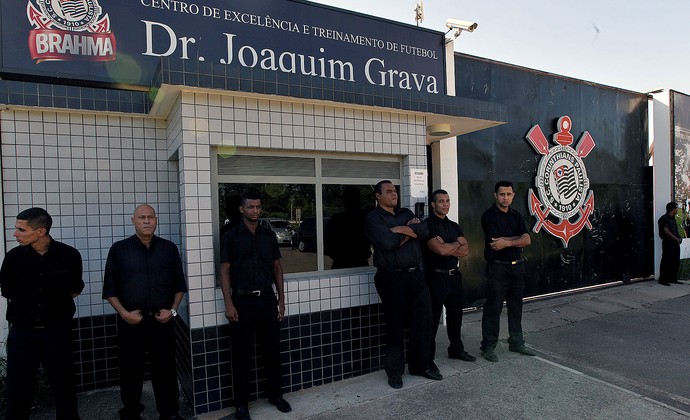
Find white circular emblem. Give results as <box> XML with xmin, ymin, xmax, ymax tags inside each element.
<box><xmin>37</xmin><ymin>0</ymin><xmax>102</xmax><ymax>31</ymax></box>
<box><xmin>536</xmin><ymin>145</ymin><xmax>589</xmax><ymax>219</ymax></box>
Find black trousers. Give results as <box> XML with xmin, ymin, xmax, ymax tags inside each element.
<box><xmin>659</xmin><ymin>240</ymin><xmax>680</xmax><ymax>283</ymax></box>
<box><xmin>229</xmin><ymin>293</ymin><xmax>283</xmax><ymax>407</ymax></box>
<box><xmin>117</xmin><ymin>315</ymin><xmax>179</xmax><ymax>419</ymax></box>
<box><xmin>428</xmin><ymin>271</ymin><xmax>466</xmax><ymax>361</ymax></box>
<box><xmin>374</xmin><ymin>269</ymin><xmax>432</xmax><ymax>377</ymax></box>
<box><xmin>6</xmin><ymin>326</ymin><xmax>79</xmax><ymax>420</ymax></box>
<box><xmin>481</xmin><ymin>262</ymin><xmax>526</xmax><ymax>351</ymax></box>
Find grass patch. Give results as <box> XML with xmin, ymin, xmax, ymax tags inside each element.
<box><xmin>679</xmin><ymin>259</ymin><xmax>690</xmax><ymax>280</ymax></box>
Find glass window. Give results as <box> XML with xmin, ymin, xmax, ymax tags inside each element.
<box><xmin>215</xmin><ymin>150</ymin><xmax>401</xmax><ymax>275</ymax></box>
<box><xmin>322</xmin><ymin>185</ymin><xmax>376</xmax><ymax>270</ymax></box>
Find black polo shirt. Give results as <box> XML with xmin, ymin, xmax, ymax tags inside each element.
<box><xmin>658</xmin><ymin>213</ymin><xmax>680</xmax><ymax>242</ymax></box>
<box><xmin>220</xmin><ymin>221</ymin><xmax>281</xmax><ymax>290</ymax></box>
<box><xmin>425</xmin><ymin>212</ymin><xmax>464</xmax><ymax>270</ymax></box>
<box><xmin>481</xmin><ymin>204</ymin><xmax>528</xmax><ymax>262</ymax></box>
<box><xmin>366</xmin><ymin>206</ymin><xmax>428</xmax><ymax>270</ymax></box>
<box><xmin>102</xmin><ymin>235</ymin><xmax>187</xmax><ymax>312</ymax></box>
<box><xmin>0</xmin><ymin>238</ymin><xmax>84</xmax><ymax>327</ymax></box>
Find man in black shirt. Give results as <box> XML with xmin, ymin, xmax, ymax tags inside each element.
<box><xmin>103</xmin><ymin>204</ymin><xmax>187</xmax><ymax>420</ymax></box>
<box><xmin>658</xmin><ymin>201</ymin><xmax>683</xmax><ymax>286</ymax></box>
<box><xmin>480</xmin><ymin>181</ymin><xmax>535</xmax><ymax>362</ymax></box>
<box><xmin>424</xmin><ymin>189</ymin><xmax>475</xmax><ymax>371</ymax></box>
<box><xmin>220</xmin><ymin>194</ymin><xmax>291</xmax><ymax>420</ymax></box>
<box><xmin>0</xmin><ymin>207</ymin><xmax>84</xmax><ymax>420</ymax></box>
<box><xmin>365</xmin><ymin>180</ymin><xmax>441</xmax><ymax>390</ymax></box>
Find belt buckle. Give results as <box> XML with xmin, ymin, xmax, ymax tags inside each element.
<box><xmin>252</xmin><ymin>290</ymin><xmax>261</xmax><ymax>297</ymax></box>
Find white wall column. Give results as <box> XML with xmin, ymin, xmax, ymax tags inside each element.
<box><xmin>652</xmin><ymin>91</ymin><xmax>672</xmax><ymax>278</ymax></box>
<box><xmin>431</xmin><ymin>140</ymin><xmax>459</xmax><ymax>222</ymax></box>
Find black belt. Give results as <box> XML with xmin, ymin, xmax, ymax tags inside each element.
<box><xmin>493</xmin><ymin>258</ymin><xmax>524</xmax><ymax>265</ymax></box>
<box><xmin>434</xmin><ymin>268</ymin><xmax>459</xmax><ymax>275</ymax></box>
<box><xmin>234</xmin><ymin>288</ymin><xmax>272</xmax><ymax>297</ymax></box>
<box><xmin>381</xmin><ymin>267</ymin><xmax>420</xmax><ymax>272</ymax></box>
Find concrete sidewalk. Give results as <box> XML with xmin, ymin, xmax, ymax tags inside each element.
<box><xmin>30</xmin><ymin>279</ymin><xmax>690</xmax><ymax>419</ymax></box>
<box><xmin>197</xmin><ymin>279</ymin><xmax>690</xmax><ymax>420</ymax></box>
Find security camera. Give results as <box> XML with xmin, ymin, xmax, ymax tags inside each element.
<box><xmin>445</xmin><ymin>18</ymin><xmax>478</xmax><ymax>32</ymax></box>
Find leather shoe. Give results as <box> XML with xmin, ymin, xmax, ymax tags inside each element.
<box><xmin>410</xmin><ymin>369</ymin><xmax>443</xmax><ymax>380</ymax></box>
<box><xmin>670</xmin><ymin>280</ymin><xmax>682</xmax><ymax>284</ymax></box>
<box><xmin>429</xmin><ymin>360</ymin><xmax>440</xmax><ymax>374</ymax></box>
<box><xmin>388</xmin><ymin>375</ymin><xmax>403</xmax><ymax>389</ymax></box>
<box><xmin>235</xmin><ymin>405</ymin><xmax>251</xmax><ymax>420</ymax></box>
<box><xmin>509</xmin><ymin>345</ymin><xmax>536</xmax><ymax>356</ymax></box>
<box><xmin>658</xmin><ymin>281</ymin><xmax>670</xmax><ymax>286</ymax></box>
<box><xmin>448</xmin><ymin>351</ymin><xmax>476</xmax><ymax>362</ymax></box>
<box><xmin>269</xmin><ymin>397</ymin><xmax>292</xmax><ymax>413</ymax></box>
<box><xmin>482</xmin><ymin>349</ymin><xmax>498</xmax><ymax>362</ymax></box>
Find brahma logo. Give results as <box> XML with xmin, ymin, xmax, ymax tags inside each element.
<box><xmin>525</xmin><ymin>116</ymin><xmax>595</xmax><ymax>247</ymax></box>
<box><xmin>27</xmin><ymin>0</ymin><xmax>116</xmax><ymax>62</ymax></box>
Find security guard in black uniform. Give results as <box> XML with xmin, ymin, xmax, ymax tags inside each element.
<box><xmin>0</xmin><ymin>207</ymin><xmax>84</xmax><ymax>420</ymax></box>
<box><xmin>480</xmin><ymin>181</ymin><xmax>536</xmax><ymax>362</ymax></box>
<box><xmin>220</xmin><ymin>194</ymin><xmax>292</xmax><ymax>420</ymax></box>
<box><xmin>365</xmin><ymin>180</ymin><xmax>441</xmax><ymax>390</ymax></box>
<box><xmin>424</xmin><ymin>189</ymin><xmax>476</xmax><ymax>372</ymax></box>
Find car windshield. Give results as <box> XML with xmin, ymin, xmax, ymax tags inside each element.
<box><xmin>271</xmin><ymin>220</ymin><xmax>291</xmax><ymax>229</ymax></box>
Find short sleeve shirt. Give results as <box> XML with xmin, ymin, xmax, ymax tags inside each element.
<box><xmin>481</xmin><ymin>205</ymin><xmax>528</xmax><ymax>262</ymax></box>
<box><xmin>0</xmin><ymin>238</ymin><xmax>84</xmax><ymax>327</ymax></box>
<box><xmin>220</xmin><ymin>221</ymin><xmax>281</xmax><ymax>290</ymax></box>
<box><xmin>425</xmin><ymin>213</ymin><xmax>464</xmax><ymax>270</ymax></box>
<box><xmin>658</xmin><ymin>213</ymin><xmax>680</xmax><ymax>242</ymax></box>
<box><xmin>102</xmin><ymin>235</ymin><xmax>187</xmax><ymax>312</ymax></box>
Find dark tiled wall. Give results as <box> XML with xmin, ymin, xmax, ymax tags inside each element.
<box><xmin>156</xmin><ymin>58</ymin><xmax>507</xmax><ymax>123</ymax></box>
<box><xmin>176</xmin><ymin>318</ymin><xmax>194</xmax><ymax>411</ymax></box>
<box><xmin>0</xmin><ymin>63</ymin><xmax>506</xmax><ymax>124</ymax></box>
<box><xmin>0</xmin><ymin>80</ymin><xmax>152</xmax><ymax>113</ymax></box>
<box><xmin>72</xmin><ymin>314</ymin><xmax>119</xmax><ymax>392</ymax></box>
<box><xmin>68</xmin><ymin>293</ymin><xmax>385</xmax><ymax>416</ymax></box>
<box><xmin>190</xmin><ymin>304</ymin><xmax>386</xmax><ymax>415</ymax></box>
<box><xmin>71</xmin><ymin>315</ymin><xmax>192</xmax><ymax>397</ymax></box>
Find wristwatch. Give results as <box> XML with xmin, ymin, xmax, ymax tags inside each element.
<box><xmin>171</xmin><ymin>308</ymin><xmax>178</xmax><ymax>317</ymax></box>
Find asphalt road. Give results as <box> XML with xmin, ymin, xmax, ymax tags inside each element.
<box><xmin>527</xmin><ymin>291</ymin><xmax>690</xmax><ymax>414</ymax></box>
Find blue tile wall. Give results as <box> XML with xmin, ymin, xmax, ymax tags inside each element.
<box><xmin>189</xmin><ymin>303</ymin><xmax>386</xmax><ymax>415</ymax></box>
<box><xmin>71</xmin><ymin>315</ymin><xmax>192</xmax><ymax>399</ymax></box>
<box><xmin>0</xmin><ymin>80</ymin><xmax>152</xmax><ymax>114</ymax></box>
<box><xmin>156</xmin><ymin>58</ymin><xmax>507</xmax><ymax>124</ymax></box>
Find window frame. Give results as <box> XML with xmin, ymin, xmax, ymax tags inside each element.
<box><xmin>212</xmin><ymin>147</ymin><xmax>401</xmax><ymax>277</ymax></box>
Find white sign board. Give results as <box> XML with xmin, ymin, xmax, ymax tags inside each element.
<box><xmin>410</xmin><ymin>169</ymin><xmax>428</xmax><ymax>199</ymax></box>
<box><xmin>681</xmin><ymin>239</ymin><xmax>690</xmax><ymax>259</ymax></box>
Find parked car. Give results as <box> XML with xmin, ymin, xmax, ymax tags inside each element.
<box><xmin>292</xmin><ymin>217</ymin><xmax>329</xmax><ymax>252</ymax></box>
<box><xmin>259</xmin><ymin>218</ymin><xmax>294</xmax><ymax>245</ymax></box>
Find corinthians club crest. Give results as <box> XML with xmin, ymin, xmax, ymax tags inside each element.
<box><xmin>26</xmin><ymin>0</ymin><xmax>116</xmax><ymax>62</ymax></box>
<box><xmin>525</xmin><ymin>116</ymin><xmax>595</xmax><ymax>247</ymax></box>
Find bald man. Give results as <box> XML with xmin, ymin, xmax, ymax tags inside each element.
<box><xmin>103</xmin><ymin>205</ymin><xmax>187</xmax><ymax>420</ymax></box>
